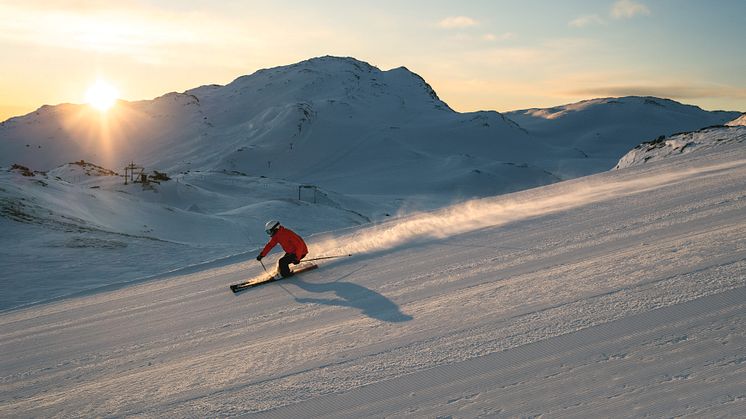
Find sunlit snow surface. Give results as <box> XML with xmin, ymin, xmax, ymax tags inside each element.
<box><xmin>1</xmin><ymin>142</ymin><xmax>744</xmax><ymax>417</ymax></box>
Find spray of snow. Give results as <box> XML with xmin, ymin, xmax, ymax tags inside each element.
<box><xmin>313</xmin><ymin>159</ymin><xmax>745</xmax><ymax>257</ymax></box>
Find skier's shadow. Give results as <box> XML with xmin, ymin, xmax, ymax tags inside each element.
<box><xmin>289</xmin><ymin>266</ymin><xmax>413</xmax><ymax>323</ymax></box>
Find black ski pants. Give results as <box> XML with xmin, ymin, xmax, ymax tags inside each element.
<box><xmin>278</xmin><ymin>253</ymin><xmax>300</xmax><ymax>277</ymax></box>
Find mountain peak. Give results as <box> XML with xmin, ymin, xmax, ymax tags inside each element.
<box><xmin>228</xmin><ymin>55</ymin><xmax>379</xmax><ymax>87</ymax></box>
<box><xmin>296</xmin><ymin>55</ymin><xmax>378</xmax><ymax>72</ymax></box>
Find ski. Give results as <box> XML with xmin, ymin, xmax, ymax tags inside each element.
<box><xmin>230</xmin><ymin>263</ymin><xmax>318</xmax><ymax>293</ymax></box>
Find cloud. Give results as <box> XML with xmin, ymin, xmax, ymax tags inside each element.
<box><xmin>569</xmin><ymin>14</ymin><xmax>606</xmax><ymax>28</ymax></box>
<box><xmin>611</xmin><ymin>0</ymin><xmax>651</xmax><ymax>19</ymax></box>
<box><xmin>571</xmin><ymin>1</ymin><xmax>648</xmax><ymax>28</ymax></box>
<box><xmin>438</xmin><ymin>16</ymin><xmax>479</xmax><ymax>29</ymax></box>
<box><xmin>565</xmin><ymin>84</ymin><xmax>746</xmax><ymax>100</ymax></box>
<box><xmin>0</xmin><ymin>3</ymin><xmax>252</xmax><ymax>64</ymax></box>
<box><xmin>482</xmin><ymin>32</ymin><xmax>515</xmax><ymax>42</ymax></box>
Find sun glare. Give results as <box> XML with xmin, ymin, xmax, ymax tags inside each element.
<box><xmin>85</xmin><ymin>80</ymin><xmax>120</xmax><ymax>111</ymax></box>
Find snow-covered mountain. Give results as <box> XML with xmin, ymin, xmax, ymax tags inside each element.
<box><xmin>3</xmin><ymin>57</ymin><xmax>739</xmax><ymax>200</ymax></box>
<box><xmin>505</xmin><ymin>96</ymin><xmax>740</xmax><ymax>177</ymax></box>
<box><xmin>0</xmin><ymin>56</ymin><xmax>551</xmax><ymax>202</ymax></box>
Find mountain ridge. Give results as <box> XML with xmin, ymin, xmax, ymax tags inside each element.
<box><xmin>1</xmin><ymin>55</ymin><xmax>741</xmax><ymax>205</ymax></box>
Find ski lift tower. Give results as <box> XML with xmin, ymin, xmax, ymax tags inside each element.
<box><xmin>123</xmin><ymin>161</ymin><xmax>144</xmax><ymax>185</ymax></box>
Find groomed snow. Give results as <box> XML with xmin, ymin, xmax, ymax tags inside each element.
<box><xmin>1</xmin><ymin>142</ymin><xmax>744</xmax><ymax>417</ymax></box>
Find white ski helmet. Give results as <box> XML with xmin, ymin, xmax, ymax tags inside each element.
<box><xmin>265</xmin><ymin>220</ymin><xmax>280</xmax><ymax>235</ymax></box>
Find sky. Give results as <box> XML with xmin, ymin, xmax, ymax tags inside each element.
<box><xmin>1</xmin><ymin>0</ymin><xmax>745</xmax><ymax>121</ymax></box>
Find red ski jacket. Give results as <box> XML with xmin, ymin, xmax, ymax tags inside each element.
<box><xmin>260</xmin><ymin>226</ymin><xmax>308</xmax><ymax>259</ymax></box>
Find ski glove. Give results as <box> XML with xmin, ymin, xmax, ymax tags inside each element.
<box><xmin>256</xmin><ymin>254</ymin><xmax>263</xmax><ymax>261</ymax></box>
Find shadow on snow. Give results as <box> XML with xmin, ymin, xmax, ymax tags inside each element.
<box><xmin>288</xmin><ymin>266</ymin><xmax>412</xmax><ymax>323</ymax></box>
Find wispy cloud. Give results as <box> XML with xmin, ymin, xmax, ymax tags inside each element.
<box><xmin>482</xmin><ymin>32</ymin><xmax>515</xmax><ymax>42</ymax></box>
<box><xmin>569</xmin><ymin>14</ymin><xmax>606</xmax><ymax>28</ymax></box>
<box><xmin>566</xmin><ymin>84</ymin><xmax>746</xmax><ymax>100</ymax></box>
<box><xmin>438</xmin><ymin>16</ymin><xmax>479</xmax><ymax>29</ymax></box>
<box><xmin>611</xmin><ymin>0</ymin><xmax>651</xmax><ymax>19</ymax></box>
<box><xmin>571</xmin><ymin>1</ymin><xmax>648</xmax><ymax>27</ymax></box>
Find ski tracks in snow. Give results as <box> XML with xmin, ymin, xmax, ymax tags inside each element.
<box><xmin>254</xmin><ymin>284</ymin><xmax>746</xmax><ymax>418</ymax></box>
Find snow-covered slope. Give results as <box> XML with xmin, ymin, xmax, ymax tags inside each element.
<box><xmin>615</xmin><ymin>125</ymin><xmax>746</xmax><ymax>169</ymax></box>
<box><xmin>505</xmin><ymin>96</ymin><xmax>740</xmax><ymax>177</ymax></box>
<box><xmin>0</xmin><ymin>162</ymin><xmax>375</xmax><ymax>311</ymax></box>
<box><xmin>1</xmin><ymin>140</ymin><xmax>744</xmax><ymax>417</ymax></box>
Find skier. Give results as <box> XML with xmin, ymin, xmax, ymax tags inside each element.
<box><xmin>256</xmin><ymin>220</ymin><xmax>308</xmax><ymax>278</ymax></box>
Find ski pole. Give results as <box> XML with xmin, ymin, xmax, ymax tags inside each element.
<box><xmin>259</xmin><ymin>259</ymin><xmax>268</xmax><ymax>272</ymax></box>
<box><xmin>304</xmin><ymin>254</ymin><xmax>352</xmax><ymax>262</ymax></box>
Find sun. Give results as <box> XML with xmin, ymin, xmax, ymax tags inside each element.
<box><xmin>85</xmin><ymin>80</ymin><xmax>120</xmax><ymax>111</ymax></box>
